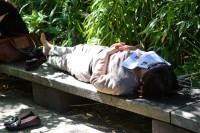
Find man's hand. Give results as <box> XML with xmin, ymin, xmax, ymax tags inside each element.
<box><xmin>110</xmin><ymin>42</ymin><xmax>142</xmax><ymax>51</ymax></box>
<box><xmin>107</xmin><ymin>47</ymin><xmax>121</xmax><ymax>55</ymax></box>
<box><xmin>110</xmin><ymin>42</ymin><xmax>126</xmax><ymax>50</ymax></box>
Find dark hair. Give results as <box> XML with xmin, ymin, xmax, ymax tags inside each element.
<box><xmin>141</xmin><ymin>63</ymin><xmax>180</xmax><ymax>100</ymax></box>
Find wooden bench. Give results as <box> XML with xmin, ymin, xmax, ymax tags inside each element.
<box><xmin>0</xmin><ymin>62</ymin><xmax>199</xmax><ymax>133</ymax></box>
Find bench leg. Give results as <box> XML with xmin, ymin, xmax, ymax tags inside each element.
<box><xmin>152</xmin><ymin>120</ymin><xmax>193</xmax><ymax>133</ymax></box>
<box><xmin>32</xmin><ymin>82</ymin><xmax>94</xmax><ymax>113</ymax></box>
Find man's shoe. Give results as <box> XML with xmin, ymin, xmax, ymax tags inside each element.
<box><xmin>4</xmin><ymin>110</ymin><xmax>34</xmax><ymax>127</ymax></box>
<box><xmin>6</xmin><ymin>116</ymin><xmax>41</xmax><ymax>131</ymax></box>
<box><xmin>25</xmin><ymin>57</ymin><xmax>46</xmax><ymax>71</ymax></box>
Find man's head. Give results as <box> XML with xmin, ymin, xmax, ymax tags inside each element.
<box><xmin>140</xmin><ymin>63</ymin><xmax>180</xmax><ymax>100</ymax></box>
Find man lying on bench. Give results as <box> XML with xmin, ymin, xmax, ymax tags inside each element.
<box><xmin>40</xmin><ymin>33</ymin><xmax>181</xmax><ymax>100</ymax></box>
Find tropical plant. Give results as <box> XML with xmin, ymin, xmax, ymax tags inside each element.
<box><xmin>84</xmin><ymin>0</ymin><xmax>145</xmax><ymax>45</ymax></box>
<box><xmin>84</xmin><ymin>0</ymin><xmax>200</xmax><ymax>71</ymax></box>
<box><xmin>13</xmin><ymin>0</ymin><xmax>91</xmax><ymax>46</ymax></box>
<box><xmin>12</xmin><ymin>0</ymin><xmax>200</xmax><ymax>86</ymax></box>
<box><xmin>84</xmin><ymin>0</ymin><xmax>200</xmax><ymax>87</ymax></box>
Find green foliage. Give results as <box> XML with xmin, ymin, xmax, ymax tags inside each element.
<box><xmin>13</xmin><ymin>0</ymin><xmax>91</xmax><ymax>46</ymax></box>
<box><xmin>84</xmin><ymin>0</ymin><xmax>145</xmax><ymax>45</ymax></box>
<box><xmin>84</xmin><ymin>0</ymin><xmax>200</xmax><ymax>75</ymax></box>
<box><xmin>12</xmin><ymin>0</ymin><xmax>200</xmax><ymax>79</ymax></box>
<box><xmin>140</xmin><ymin>0</ymin><xmax>200</xmax><ymax>67</ymax></box>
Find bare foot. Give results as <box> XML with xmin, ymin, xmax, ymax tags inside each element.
<box><xmin>40</xmin><ymin>33</ymin><xmax>52</xmax><ymax>57</ymax></box>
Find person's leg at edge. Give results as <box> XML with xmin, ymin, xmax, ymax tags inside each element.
<box><xmin>40</xmin><ymin>33</ymin><xmax>74</xmax><ymax>72</ymax></box>
<box><xmin>40</xmin><ymin>33</ymin><xmax>53</xmax><ymax>57</ymax></box>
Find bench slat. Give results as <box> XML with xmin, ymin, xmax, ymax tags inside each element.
<box><xmin>171</xmin><ymin>102</ymin><xmax>200</xmax><ymax>133</ymax></box>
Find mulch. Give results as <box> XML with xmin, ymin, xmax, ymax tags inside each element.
<box><xmin>0</xmin><ymin>73</ymin><xmax>32</xmax><ymax>97</ymax></box>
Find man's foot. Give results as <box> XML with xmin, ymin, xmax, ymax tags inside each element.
<box><xmin>40</xmin><ymin>33</ymin><xmax>52</xmax><ymax>57</ymax></box>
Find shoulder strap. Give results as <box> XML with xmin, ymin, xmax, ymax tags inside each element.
<box><xmin>11</xmin><ymin>34</ymin><xmax>37</xmax><ymax>54</ymax></box>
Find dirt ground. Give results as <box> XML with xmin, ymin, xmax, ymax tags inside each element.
<box><xmin>0</xmin><ymin>74</ymin><xmax>152</xmax><ymax>133</ymax></box>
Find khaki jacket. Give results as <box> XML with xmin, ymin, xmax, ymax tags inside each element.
<box><xmin>47</xmin><ymin>44</ymin><xmax>140</xmax><ymax>95</ymax></box>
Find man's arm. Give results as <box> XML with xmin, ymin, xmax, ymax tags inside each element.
<box><xmin>93</xmin><ymin>46</ymin><xmax>120</xmax><ymax>75</ymax></box>
<box><xmin>92</xmin><ymin>42</ymin><xmax>140</xmax><ymax>75</ymax></box>
<box><xmin>90</xmin><ymin>42</ymin><xmax>142</xmax><ymax>95</ymax></box>
<box><xmin>90</xmin><ymin>46</ymin><xmax>122</xmax><ymax>95</ymax></box>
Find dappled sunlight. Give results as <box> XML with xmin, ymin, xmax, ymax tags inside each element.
<box><xmin>45</xmin><ymin>72</ymin><xmax>65</xmax><ymax>79</ymax></box>
<box><xmin>29</xmin><ymin>127</ymin><xmax>48</xmax><ymax>133</ymax></box>
<box><xmin>0</xmin><ymin>61</ymin><xmax>199</xmax><ymax>132</ymax></box>
<box><xmin>0</xmin><ymin>100</ymin><xmax>30</xmax><ymax>132</ymax></box>
<box><xmin>39</xmin><ymin>124</ymin><xmax>105</xmax><ymax>133</ymax></box>
<box><xmin>24</xmin><ymin>63</ymin><xmax>98</xmax><ymax>92</ymax></box>
<box><xmin>0</xmin><ymin>125</ymin><xmax>4</xmax><ymax>130</ymax></box>
<box><xmin>181</xmin><ymin>111</ymin><xmax>195</xmax><ymax>119</ymax></box>
<box><xmin>170</xmin><ymin>102</ymin><xmax>200</xmax><ymax>132</ymax></box>
<box><xmin>27</xmin><ymin>110</ymin><xmax>111</xmax><ymax>133</ymax></box>
<box><xmin>58</xmin><ymin>117</ymin><xmax>72</xmax><ymax>122</ymax></box>
<box><xmin>173</xmin><ymin>102</ymin><xmax>200</xmax><ymax>120</ymax></box>
<box><xmin>0</xmin><ymin>77</ymin><xmax>152</xmax><ymax>133</ymax></box>
<box><xmin>0</xmin><ymin>104</ymin><xmax>29</xmax><ymax>115</ymax></box>
<box><xmin>0</xmin><ymin>96</ymin><xmax>109</xmax><ymax>133</ymax></box>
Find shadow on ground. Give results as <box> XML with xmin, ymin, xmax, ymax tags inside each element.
<box><xmin>0</xmin><ymin>75</ymin><xmax>151</xmax><ymax>133</ymax></box>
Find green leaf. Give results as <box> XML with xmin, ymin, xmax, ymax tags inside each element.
<box><xmin>167</xmin><ymin>8</ymin><xmax>174</xmax><ymax>28</ymax></box>
<box><xmin>178</xmin><ymin>21</ymin><xmax>186</xmax><ymax>37</ymax></box>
